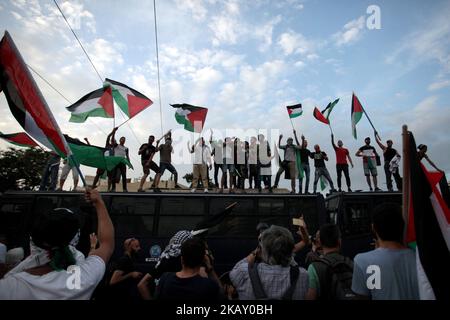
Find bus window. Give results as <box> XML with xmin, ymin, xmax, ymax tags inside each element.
<box><xmin>207</xmin><ymin>216</ymin><xmax>259</xmax><ymax>237</ymax></box>
<box><xmin>111</xmin><ymin>197</ymin><xmax>156</xmax><ymax>215</ymax></box>
<box><xmin>158</xmin><ymin>216</ymin><xmax>204</xmax><ymax>237</ymax></box>
<box><xmin>342</xmin><ymin>203</ymin><xmax>371</xmax><ymax>236</ymax></box>
<box><xmin>258</xmin><ymin>198</ymin><xmax>284</xmax><ymax>216</ymax></box>
<box><xmin>209</xmin><ymin>197</ymin><xmax>256</xmax><ymax>215</ymax></box>
<box><xmin>160</xmin><ymin>197</ymin><xmax>204</xmax><ymax>215</ymax></box>
<box><xmin>112</xmin><ymin>215</ymin><xmax>154</xmax><ymax>237</ymax></box>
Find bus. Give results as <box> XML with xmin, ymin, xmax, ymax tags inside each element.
<box><xmin>0</xmin><ymin>191</ymin><xmax>327</xmax><ymax>274</ymax></box>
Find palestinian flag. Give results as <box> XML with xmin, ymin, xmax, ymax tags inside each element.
<box><xmin>320</xmin><ymin>176</ymin><xmax>327</xmax><ymax>191</ymax></box>
<box><xmin>286</xmin><ymin>104</ymin><xmax>302</xmax><ymax>118</ymax></box>
<box><xmin>351</xmin><ymin>93</ymin><xmax>364</xmax><ymax>139</ymax></box>
<box><xmin>0</xmin><ymin>31</ymin><xmax>71</xmax><ymax>157</ymax></box>
<box><xmin>322</xmin><ymin>98</ymin><xmax>339</xmax><ymax>120</ymax></box>
<box><xmin>0</xmin><ymin>131</ymin><xmax>39</xmax><ymax>148</ymax></box>
<box><xmin>171</xmin><ymin>103</ymin><xmax>208</xmax><ymax>133</ymax></box>
<box><xmin>313</xmin><ymin>107</ymin><xmax>329</xmax><ymax>125</ymax></box>
<box><xmin>65</xmin><ymin>135</ymin><xmax>132</xmax><ymax>171</ymax></box>
<box><xmin>105</xmin><ymin>78</ymin><xmax>153</xmax><ymax>119</ymax></box>
<box><xmin>66</xmin><ymin>85</ymin><xmax>114</xmax><ymax>123</ymax></box>
<box><xmin>406</xmin><ymin>132</ymin><xmax>450</xmax><ymax>300</ymax></box>
<box><xmin>192</xmin><ymin>202</ymin><xmax>237</xmax><ymax>235</ymax></box>
<box><xmin>295</xmin><ymin>150</ymin><xmax>304</xmax><ymax>179</ymax></box>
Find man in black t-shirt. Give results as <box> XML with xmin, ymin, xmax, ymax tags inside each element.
<box><xmin>299</xmin><ymin>135</ymin><xmax>312</xmax><ymax>194</ymax></box>
<box><xmin>155</xmin><ymin>238</ymin><xmax>224</xmax><ymax>301</ymax></box>
<box><xmin>310</xmin><ymin>144</ymin><xmax>335</xmax><ymax>194</ymax></box>
<box><xmin>138</xmin><ymin>135</ymin><xmax>162</xmax><ymax>192</ymax></box>
<box><xmin>375</xmin><ymin>133</ymin><xmax>402</xmax><ymax>192</ymax></box>
<box><xmin>109</xmin><ymin>238</ymin><xmax>143</xmax><ymax>300</ymax></box>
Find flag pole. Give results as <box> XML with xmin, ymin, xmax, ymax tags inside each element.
<box><xmin>402</xmin><ymin>124</ymin><xmax>410</xmax><ymax>225</ymax></box>
<box><xmin>117</xmin><ymin>116</ymin><xmax>132</xmax><ymax>128</ymax></box>
<box><xmin>360</xmin><ymin>102</ymin><xmax>378</xmax><ymax>135</ymax></box>
<box><xmin>328</xmin><ymin>123</ymin><xmax>334</xmax><ymax>135</ymax></box>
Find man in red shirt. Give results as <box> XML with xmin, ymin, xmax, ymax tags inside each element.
<box><xmin>331</xmin><ymin>134</ymin><xmax>354</xmax><ymax>192</ymax></box>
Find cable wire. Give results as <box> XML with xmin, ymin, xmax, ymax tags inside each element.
<box><xmin>153</xmin><ymin>0</ymin><xmax>164</xmax><ymax>136</ymax></box>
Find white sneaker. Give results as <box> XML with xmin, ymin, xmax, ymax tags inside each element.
<box><xmin>204</xmin><ymin>188</ymin><xmax>208</xmax><ymax>193</ymax></box>
<box><xmin>191</xmin><ymin>188</ymin><xmax>196</xmax><ymax>193</ymax></box>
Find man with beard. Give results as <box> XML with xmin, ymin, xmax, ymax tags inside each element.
<box><xmin>109</xmin><ymin>238</ymin><xmax>143</xmax><ymax>300</ymax></box>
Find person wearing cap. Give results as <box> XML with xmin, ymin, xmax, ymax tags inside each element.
<box><xmin>356</xmin><ymin>137</ymin><xmax>381</xmax><ymax>191</ymax></box>
<box><xmin>109</xmin><ymin>238</ymin><xmax>142</xmax><ymax>300</ymax></box>
<box><xmin>0</xmin><ymin>188</ymin><xmax>115</xmax><ymax>299</ymax></box>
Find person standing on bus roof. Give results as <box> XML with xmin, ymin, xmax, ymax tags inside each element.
<box><xmin>331</xmin><ymin>134</ymin><xmax>353</xmax><ymax>192</ymax></box>
<box><xmin>356</xmin><ymin>137</ymin><xmax>381</xmax><ymax>192</ymax></box>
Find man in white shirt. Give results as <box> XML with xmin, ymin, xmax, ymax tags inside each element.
<box><xmin>189</xmin><ymin>137</ymin><xmax>212</xmax><ymax>193</ymax></box>
<box><xmin>0</xmin><ymin>189</ymin><xmax>115</xmax><ymax>300</ymax></box>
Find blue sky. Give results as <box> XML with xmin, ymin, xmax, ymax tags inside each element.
<box><xmin>1</xmin><ymin>0</ymin><xmax>449</xmax><ymax>191</ymax></box>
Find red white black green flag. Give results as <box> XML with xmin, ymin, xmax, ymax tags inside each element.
<box><xmin>0</xmin><ymin>131</ymin><xmax>39</xmax><ymax>148</ymax></box>
<box><xmin>0</xmin><ymin>31</ymin><xmax>71</xmax><ymax>157</ymax></box>
<box><xmin>171</xmin><ymin>103</ymin><xmax>208</xmax><ymax>133</ymax></box>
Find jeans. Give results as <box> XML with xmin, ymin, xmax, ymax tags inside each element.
<box><xmin>298</xmin><ymin>163</ymin><xmax>310</xmax><ymax>193</ymax></box>
<box><xmin>336</xmin><ymin>164</ymin><xmax>351</xmax><ymax>190</ymax></box>
<box><xmin>313</xmin><ymin>167</ymin><xmax>334</xmax><ymax>192</ymax></box>
<box><xmin>384</xmin><ymin>162</ymin><xmax>402</xmax><ymax>191</ymax></box>
<box><xmin>112</xmin><ymin>162</ymin><xmax>127</xmax><ymax>191</ymax></box>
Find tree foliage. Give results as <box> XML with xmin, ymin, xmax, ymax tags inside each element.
<box><xmin>0</xmin><ymin>147</ymin><xmax>49</xmax><ymax>192</ymax></box>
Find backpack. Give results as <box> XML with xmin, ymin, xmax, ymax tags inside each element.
<box><xmin>313</xmin><ymin>254</ymin><xmax>355</xmax><ymax>300</ymax></box>
<box><xmin>247</xmin><ymin>262</ymin><xmax>300</xmax><ymax>300</ymax></box>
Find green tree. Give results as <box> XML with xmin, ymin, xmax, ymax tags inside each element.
<box><xmin>0</xmin><ymin>147</ymin><xmax>49</xmax><ymax>192</ymax></box>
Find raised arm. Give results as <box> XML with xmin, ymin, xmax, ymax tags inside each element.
<box><xmin>424</xmin><ymin>154</ymin><xmax>444</xmax><ymax>172</ymax></box>
<box><xmin>209</xmin><ymin>129</ymin><xmax>214</xmax><ymax>144</ymax></box>
<box><xmin>85</xmin><ymin>188</ymin><xmax>114</xmax><ymax>264</ymax></box>
<box><xmin>331</xmin><ymin>134</ymin><xmax>337</xmax><ymax>150</ymax></box>
<box><xmin>374</xmin><ymin>132</ymin><xmax>386</xmax><ymax>151</ymax></box>
<box><xmin>84</xmin><ymin>138</ymin><xmax>91</xmax><ymax>145</ymax></box>
<box><xmin>106</xmin><ymin>127</ymin><xmax>118</xmax><ymax>146</ymax></box>
<box><xmin>301</xmin><ymin>135</ymin><xmax>307</xmax><ymax>149</ymax></box>
<box><xmin>293</xmin><ymin>130</ymin><xmax>300</xmax><ymax>146</ymax></box>
<box><xmin>278</xmin><ymin>134</ymin><xmax>283</xmax><ymax>146</ymax></box>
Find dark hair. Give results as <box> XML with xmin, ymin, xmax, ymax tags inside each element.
<box><xmin>319</xmin><ymin>224</ymin><xmax>341</xmax><ymax>248</ymax></box>
<box><xmin>181</xmin><ymin>237</ymin><xmax>206</xmax><ymax>269</ymax></box>
<box><xmin>31</xmin><ymin>208</ymin><xmax>79</xmax><ymax>271</ymax></box>
<box><xmin>372</xmin><ymin>203</ymin><xmax>404</xmax><ymax>243</ymax></box>
<box><xmin>31</xmin><ymin>208</ymin><xmax>80</xmax><ymax>249</ymax></box>
<box><xmin>149</xmin><ymin>135</ymin><xmax>155</xmax><ymax>139</ymax></box>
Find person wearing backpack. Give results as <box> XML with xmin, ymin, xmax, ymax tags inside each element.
<box><xmin>306</xmin><ymin>224</ymin><xmax>355</xmax><ymax>300</ymax></box>
<box><xmin>230</xmin><ymin>225</ymin><xmax>309</xmax><ymax>300</ymax></box>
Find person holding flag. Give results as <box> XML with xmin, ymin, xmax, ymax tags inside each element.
<box><xmin>374</xmin><ymin>133</ymin><xmax>402</xmax><ymax>192</ymax></box>
<box><xmin>273</xmin><ymin>130</ymin><xmax>301</xmax><ymax>194</ymax></box>
<box><xmin>111</xmin><ymin>130</ymin><xmax>130</xmax><ymax>192</ymax></box>
<box><xmin>298</xmin><ymin>135</ymin><xmax>312</xmax><ymax>194</ymax></box>
<box><xmin>310</xmin><ymin>144</ymin><xmax>335</xmax><ymax>194</ymax></box>
<box><xmin>158</xmin><ymin>131</ymin><xmax>179</xmax><ymax>189</ymax></box>
<box><xmin>356</xmin><ymin>137</ymin><xmax>381</xmax><ymax>191</ymax></box>
<box><xmin>331</xmin><ymin>134</ymin><xmax>353</xmax><ymax>192</ymax></box>
<box><xmin>137</xmin><ymin>134</ymin><xmax>162</xmax><ymax>193</ymax></box>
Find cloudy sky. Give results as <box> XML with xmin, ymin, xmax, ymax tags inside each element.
<box><xmin>1</xmin><ymin>0</ymin><xmax>449</xmax><ymax>191</ymax></box>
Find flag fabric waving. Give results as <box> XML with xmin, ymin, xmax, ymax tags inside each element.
<box><xmin>105</xmin><ymin>78</ymin><xmax>153</xmax><ymax>119</ymax></box>
<box><xmin>351</xmin><ymin>93</ymin><xmax>364</xmax><ymax>139</ymax></box>
<box><xmin>171</xmin><ymin>104</ymin><xmax>208</xmax><ymax>133</ymax></box>
<box><xmin>406</xmin><ymin>132</ymin><xmax>450</xmax><ymax>300</ymax></box>
<box><xmin>286</xmin><ymin>104</ymin><xmax>302</xmax><ymax>118</ymax></box>
<box><xmin>0</xmin><ymin>31</ymin><xmax>71</xmax><ymax>157</ymax></box>
<box><xmin>66</xmin><ymin>85</ymin><xmax>114</xmax><ymax>123</ymax></box>
<box><xmin>65</xmin><ymin>135</ymin><xmax>132</xmax><ymax>171</ymax></box>
<box><xmin>313</xmin><ymin>107</ymin><xmax>329</xmax><ymax>125</ymax></box>
<box><xmin>0</xmin><ymin>131</ymin><xmax>39</xmax><ymax>148</ymax></box>
<box><xmin>322</xmin><ymin>98</ymin><xmax>339</xmax><ymax>120</ymax></box>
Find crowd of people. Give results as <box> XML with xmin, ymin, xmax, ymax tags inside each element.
<box><xmin>38</xmin><ymin>128</ymin><xmax>445</xmax><ymax>194</ymax></box>
<box><xmin>0</xmin><ymin>189</ymin><xmax>422</xmax><ymax>300</ymax></box>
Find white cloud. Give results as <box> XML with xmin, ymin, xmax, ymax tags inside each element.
<box><xmin>209</xmin><ymin>14</ymin><xmax>242</xmax><ymax>46</ymax></box>
<box><xmin>386</xmin><ymin>5</ymin><xmax>450</xmax><ymax>75</ymax></box>
<box><xmin>85</xmin><ymin>39</ymin><xmax>124</xmax><ymax>75</ymax></box>
<box><xmin>174</xmin><ymin>0</ymin><xmax>207</xmax><ymax>21</ymax></box>
<box><xmin>333</xmin><ymin>16</ymin><xmax>365</xmax><ymax>46</ymax></box>
<box><xmin>11</xmin><ymin>11</ymin><xmax>22</xmax><ymax>20</ymax></box>
<box><xmin>294</xmin><ymin>60</ymin><xmax>305</xmax><ymax>68</ymax></box>
<box><xmin>278</xmin><ymin>31</ymin><xmax>316</xmax><ymax>56</ymax></box>
<box><xmin>428</xmin><ymin>79</ymin><xmax>450</xmax><ymax>91</ymax></box>
<box><xmin>60</xmin><ymin>1</ymin><xmax>96</xmax><ymax>33</ymax></box>
<box><xmin>254</xmin><ymin>15</ymin><xmax>282</xmax><ymax>52</ymax></box>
